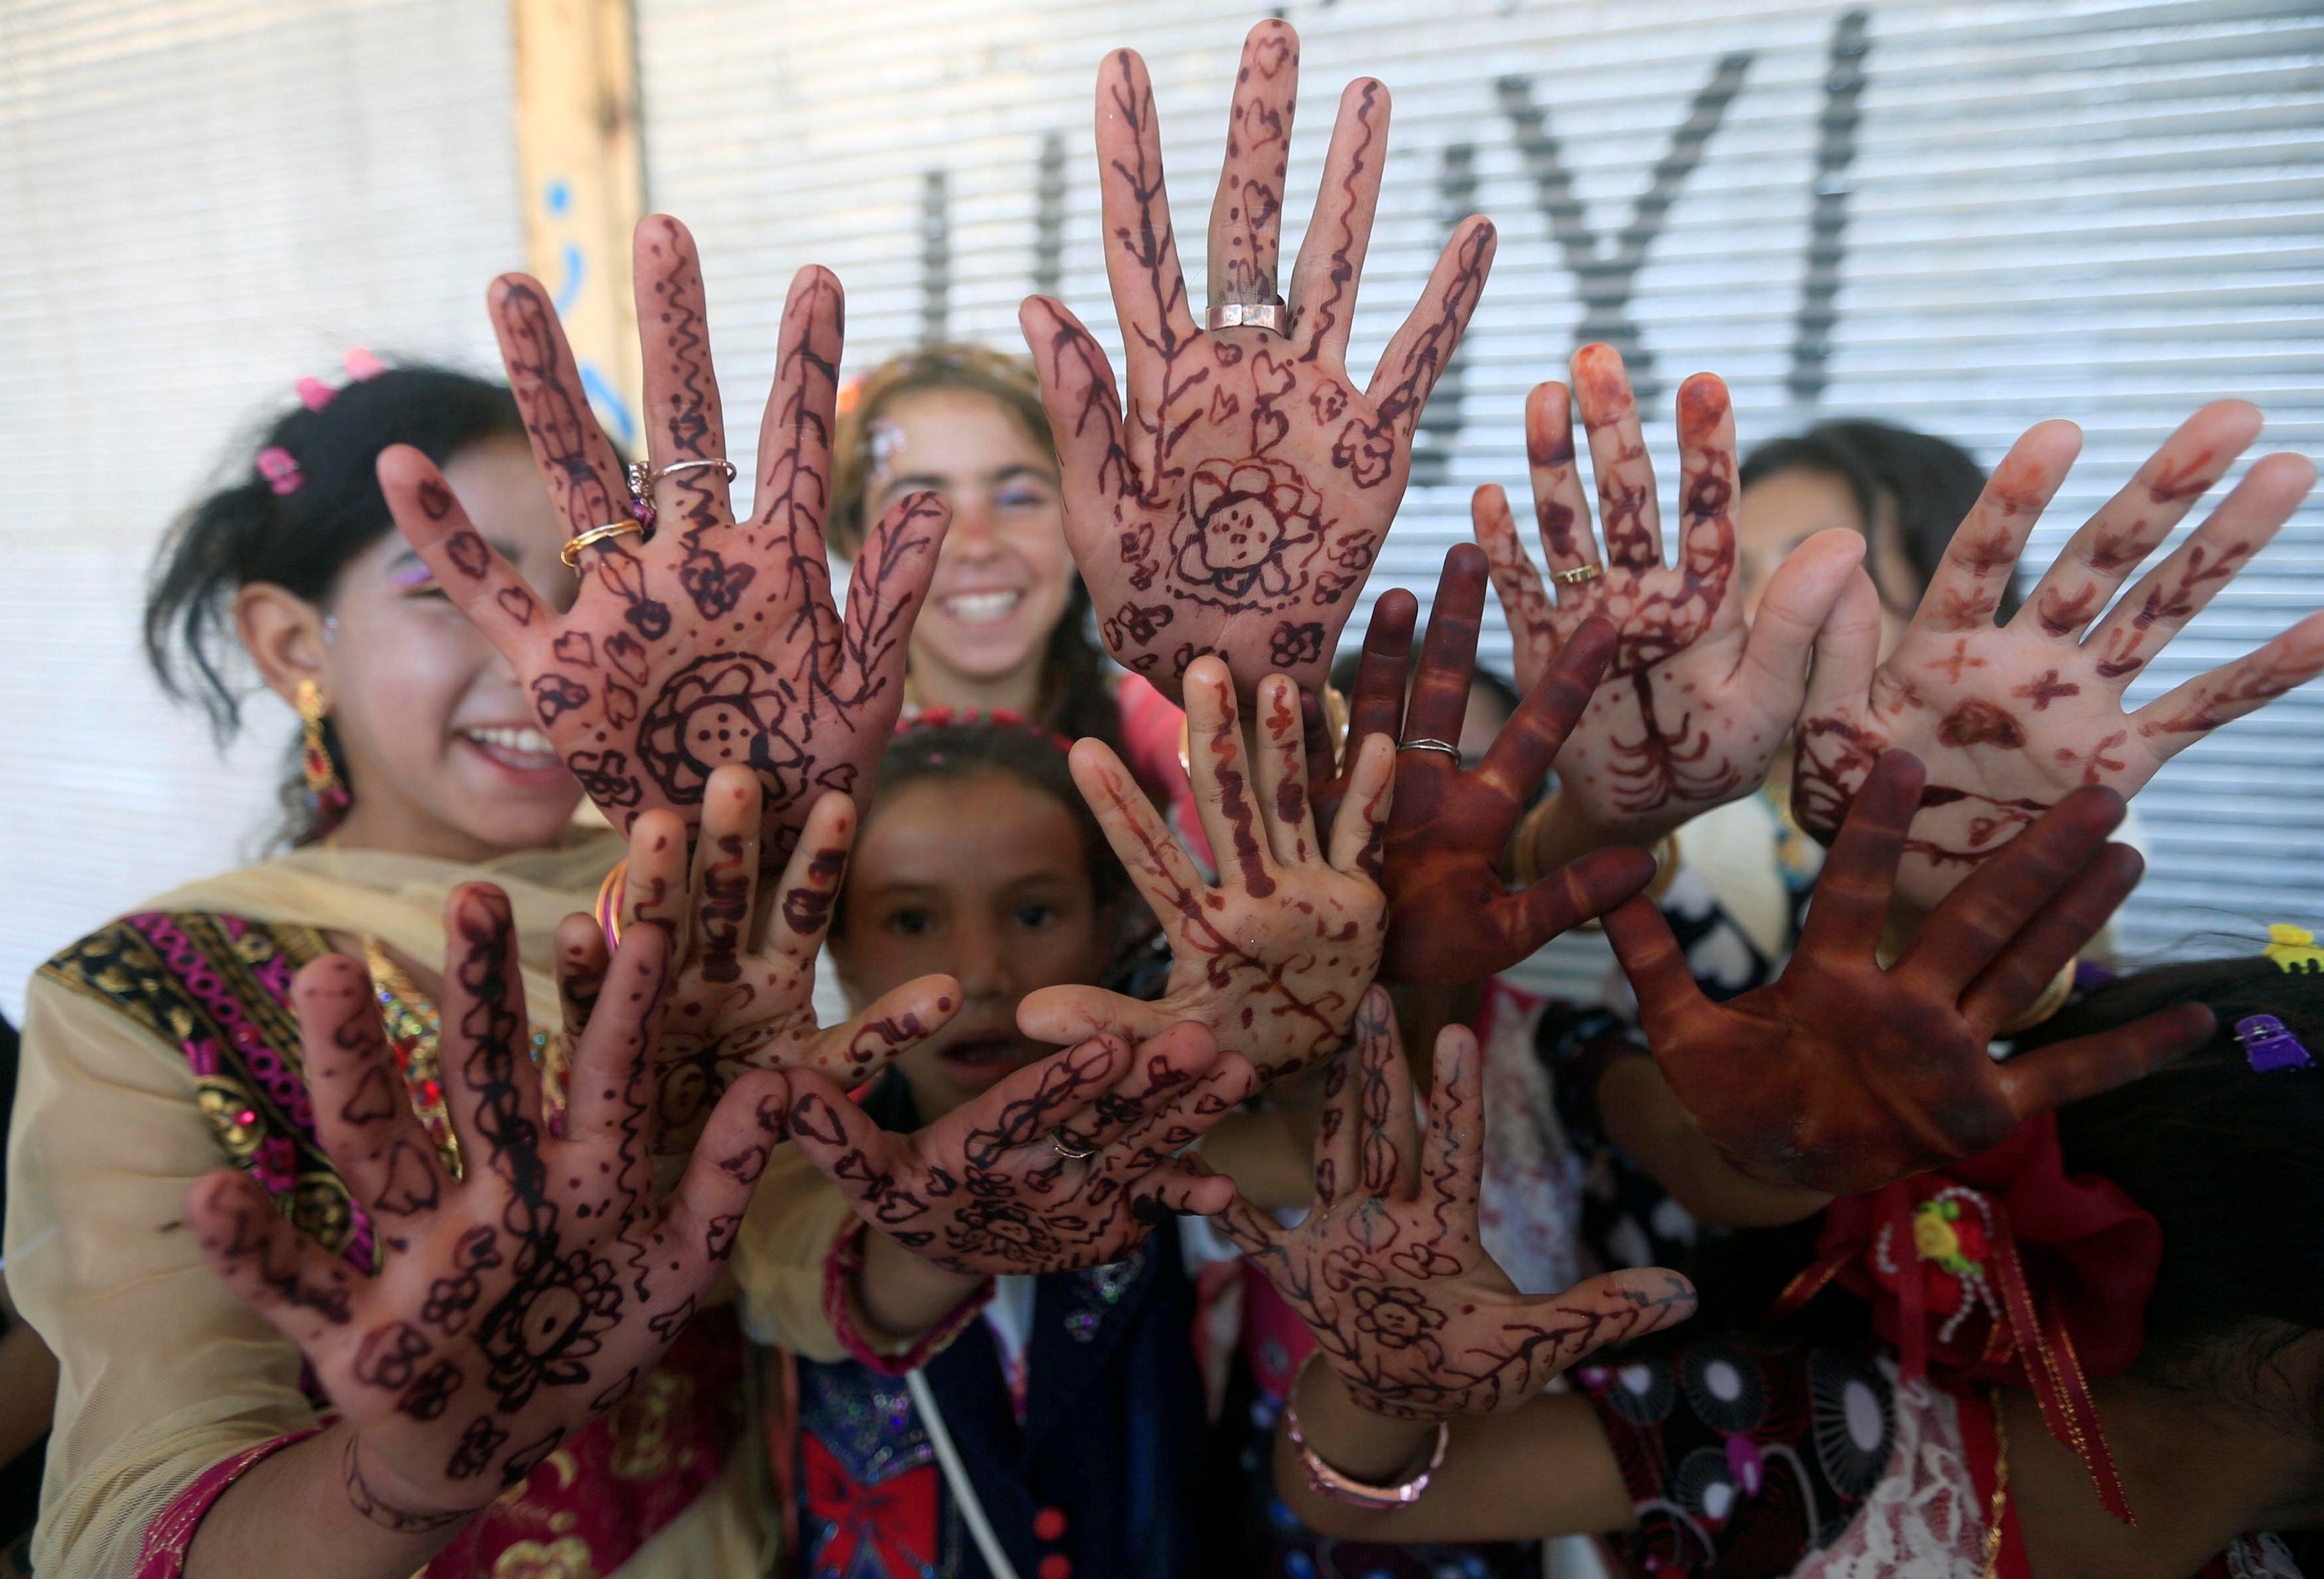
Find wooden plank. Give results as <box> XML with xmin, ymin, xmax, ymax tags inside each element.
<box><xmin>512</xmin><ymin>0</ymin><xmax>645</xmax><ymax>454</ymax></box>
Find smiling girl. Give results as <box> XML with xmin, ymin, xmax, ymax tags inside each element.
<box><xmin>829</xmin><ymin>347</ymin><xmax>1209</xmax><ymax>857</ymax></box>
<box><xmin>8</xmin><ymin>366</ymin><xmax>762</xmax><ymax>1578</ymax></box>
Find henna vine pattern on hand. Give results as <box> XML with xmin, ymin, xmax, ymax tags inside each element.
<box><xmin>561</xmin><ymin>771</ymin><xmax>960</xmax><ymax>1148</ymax></box>
<box><xmin>786</xmin><ymin>1025</ymin><xmax>1253</xmax><ymax>1276</ymax></box>
<box><xmin>1473</xmin><ymin>346</ymin><xmax>1869</xmax><ymax>844</ymax></box>
<box><xmin>1215</xmin><ymin>991</ymin><xmax>1696</xmax><ymax>1419</ymax></box>
<box><xmin>1608</xmin><ymin>751</ymin><xmax>2217</xmax><ymax>1196</ymax></box>
<box><xmin>1024</xmin><ymin>22</ymin><xmax>1496</xmax><ymax>698</ymax></box>
<box><xmin>381</xmin><ymin>219</ymin><xmax>946</xmax><ymax>855</ymax></box>
<box><xmin>184</xmin><ymin>885</ymin><xmax>786</xmax><ymax>1531</ymax></box>
<box><xmin>1017</xmin><ymin>656</ymin><xmax>1394</xmax><ymax>1086</ymax></box>
<box><xmin>1790</xmin><ymin>403</ymin><xmax>2324</xmax><ymax>915</ymax></box>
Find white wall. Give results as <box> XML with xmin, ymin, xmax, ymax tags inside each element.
<box><xmin>0</xmin><ymin>0</ymin><xmax>525</xmax><ymax>1015</ymax></box>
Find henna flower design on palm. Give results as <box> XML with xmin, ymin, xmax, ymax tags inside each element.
<box><xmin>1791</xmin><ymin>403</ymin><xmax>2324</xmax><ymax>915</ymax></box>
<box><xmin>184</xmin><ymin>886</ymin><xmax>787</xmax><ymax>1531</ymax></box>
<box><xmin>1024</xmin><ymin>22</ymin><xmax>1495</xmax><ymax>697</ymax></box>
<box><xmin>1017</xmin><ymin>656</ymin><xmax>1396</xmax><ymax>1086</ymax></box>
<box><xmin>381</xmin><ymin>219</ymin><xmax>946</xmax><ymax>855</ymax></box>
<box><xmin>1344</xmin><ymin>546</ymin><xmax>1660</xmax><ymax>986</ymax></box>
<box><xmin>1473</xmin><ymin>346</ymin><xmax>1869</xmax><ymax>844</ymax></box>
<box><xmin>1606</xmin><ymin>752</ymin><xmax>2216</xmax><ymax>1197</ymax></box>
<box><xmin>784</xmin><ymin>1025</ymin><xmax>1254</xmax><ymax>1276</ymax></box>
<box><xmin>1213</xmin><ymin>991</ymin><xmax>1697</xmax><ymax>1420</ymax></box>
<box><xmin>566</xmin><ymin>768</ymin><xmax>961</xmax><ymax>1148</ymax></box>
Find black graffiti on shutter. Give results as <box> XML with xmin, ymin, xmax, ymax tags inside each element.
<box><xmin>1790</xmin><ymin>10</ymin><xmax>1870</xmax><ymax>406</ymax></box>
<box><xmin>1410</xmin><ymin>142</ymin><xmax>1477</xmax><ymax>489</ymax></box>
<box><xmin>1495</xmin><ymin>53</ymin><xmax>1752</xmax><ymax>403</ymax></box>
<box><xmin>920</xmin><ymin>168</ymin><xmax>950</xmax><ymax>347</ymax></box>
<box><xmin>1033</xmin><ymin>132</ymin><xmax>1067</xmax><ymax>298</ymax></box>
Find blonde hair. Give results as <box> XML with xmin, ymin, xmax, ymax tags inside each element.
<box><xmin>828</xmin><ymin>344</ymin><xmax>1055</xmax><ymax>559</ymax></box>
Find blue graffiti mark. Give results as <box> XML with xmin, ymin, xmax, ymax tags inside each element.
<box><xmin>552</xmin><ymin>242</ymin><xmax>586</xmax><ymax>317</ymax></box>
<box><xmin>581</xmin><ymin>363</ymin><xmax>637</xmax><ymax>448</ymax></box>
<box><xmin>544</xmin><ymin>178</ymin><xmax>572</xmax><ymax>216</ymax></box>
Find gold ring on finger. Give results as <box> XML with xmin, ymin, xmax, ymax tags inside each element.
<box><xmin>1554</xmin><ymin>564</ymin><xmax>1604</xmax><ymax>586</ymax></box>
<box><xmin>561</xmin><ymin>520</ymin><xmax>646</xmax><ymax>569</ymax></box>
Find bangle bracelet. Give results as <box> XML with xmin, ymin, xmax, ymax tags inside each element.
<box><xmin>1283</xmin><ymin>1359</ymin><xmax>1449</xmax><ymax>1510</ymax></box>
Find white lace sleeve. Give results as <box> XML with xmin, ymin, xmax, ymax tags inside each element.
<box><xmin>1791</xmin><ymin>1365</ymin><xmax>1989</xmax><ymax>1579</ymax></box>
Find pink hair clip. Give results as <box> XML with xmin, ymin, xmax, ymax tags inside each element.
<box><xmin>256</xmin><ymin>446</ymin><xmax>304</xmax><ymax>495</ymax></box>
<box><xmin>295</xmin><ymin>346</ymin><xmax>388</xmax><ymax>413</ymax></box>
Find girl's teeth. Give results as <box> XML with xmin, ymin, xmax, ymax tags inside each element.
<box><xmin>467</xmin><ymin>727</ymin><xmax>556</xmax><ymax>754</ymax></box>
<box><xmin>942</xmin><ymin>591</ymin><xmax>1021</xmax><ymax>625</ymax></box>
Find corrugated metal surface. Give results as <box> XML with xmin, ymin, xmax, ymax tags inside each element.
<box><xmin>638</xmin><ymin>0</ymin><xmax>2324</xmax><ymax>969</ymax></box>
<box><xmin>0</xmin><ymin>0</ymin><xmax>523</xmax><ymax>1015</ymax></box>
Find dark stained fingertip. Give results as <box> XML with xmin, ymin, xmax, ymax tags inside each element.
<box><xmin>1552</xmin><ymin>616</ymin><xmax>1619</xmax><ymax>684</ymax></box>
<box><xmin>1857</xmin><ymin>749</ymin><xmax>1927</xmax><ymax>825</ymax></box>
<box><xmin>2046</xmin><ymin>783</ymin><xmax>2130</xmax><ymax>837</ymax></box>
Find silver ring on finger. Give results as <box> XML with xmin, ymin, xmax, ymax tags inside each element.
<box><xmin>1397</xmin><ymin>738</ymin><xmax>1462</xmax><ymax>759</ymax></box>
<box><xmin>1050</xmin><ymin>1129</ymin><xmax>1097</xmax><ymax>1161</ymax></box>
<box><xmin>652</xmin><ymin>457</ymin><xmax>739</xmax><ymax>487</ymax></box>
<box><xmin>1207</xmin><ymin>297</ymin><xmax>1288</xmax><ymax>336</ymax></box>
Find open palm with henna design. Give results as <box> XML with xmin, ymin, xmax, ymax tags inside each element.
<box><xmin>1793</xmin><ymin>403</ymin><xmax>2324</xmax><ymax>915</ymax></box>
<box><xmin>558</xmin><ymin>767</ymin><xmax>962</xmax><ymax>1148</ymax></box>
<box><xmin>1606</xmin><ymin>752</ymin><xmax>2216</xmax><ymax>1197</ymax></box>
<box><xmin>381</xmin><ymin>218</ymin><xmax>945</xmax><ymax>855</ymax></box>
<box><xmin>183</xmin><ymin>885</ymin><xmax>787</xmax><ymax>1532</ymax></box>
<box><xmin>1474</xmin><ymin>346</ymin><xmax>1869</xmax><ymax>844</ymax></box>
<box><xmin>1210</xmin><ymin>989</ymin><xmax>1696</xmax><ymax>1420</ymax></box>
<box><xmin>1017</xmin><ymin>655</ymin><xmax>1394</xmax><ymax>1085</ymax></box>
<box><xmin>784</xmin><ymin>1024</ymin><xmax>1254</xmax><ymax>1276</ymax></box>
<box><xmin>1022</xmin><ymin>21</ymin><xmax>1495</xmax><ymax>698</ymax></box>
<box><xmin>1355</xmin><ymin>545</ymin><xmax>1660</xmax><ymax>985</ymax></box>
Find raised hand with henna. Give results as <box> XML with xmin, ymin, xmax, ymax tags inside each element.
<box><xmin>1022</xmin><ymin>20</ymin><xmax>1495</xmax><ymax>698</ymax></box>
<box><xmin>1605</xmin><ymin>751</ymin><xmax>2217</xmax><ymax>1197</ymax></box>
<box><xmin>1211</xmin><ymin>988</ymin><xmax>1696</xmax><ymax>1420</ymax></box>
<box><xmin>554</xmin><ymin>765</ymin><xmax>962</xmax><ymax>1148</ymax></box>
<box><xmin>1017</xmin><ymin>654</ymin><xmax>1395</xmax><ymax>1084</ymax></box>
<box><xmin>1354</xmin><ymin>544</ymin><xmax>1661</xmax><ymax>985</ymax></box>
<box><xmin>183</xmin><ymin>885</ymin><xmax>786</xmax><ymax>1535</ymax></box>
<box><xmin>381</xmin><ymin>217</ymin><xmax>946</xmax><ymax>855</ymax></box>
<box><xmin>1792</xmin><ymin>402</ymin><xmax>2324</xmax><ymax>915</ymax></box>
<box><xmin>784</xmin><ymin>1023</ymin><xmax>1256</xmax><ymax>1276</ymax></box>
<box><xmin>1473</xmin><ymin>346</ymin><xmax>1872</xmax><ymax>852</ymax></box>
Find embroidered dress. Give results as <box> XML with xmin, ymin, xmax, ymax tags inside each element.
<box><xmin>8</xmin><ymin>836</ymin><xmax>768</xmax><ymax>1579</ymax></box>
<box><xmin>1581</xmin><ymin>1335</ymin><xmax>2311</xmax><ymax>1579</ymax></box>
<box><xmin>772</xmin><ymin>1074</ymin><xmax>1215</xmax><ymax>1579</ymax></box>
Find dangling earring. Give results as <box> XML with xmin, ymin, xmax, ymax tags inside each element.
<box><xmin>295</xmin><ymin>678</ymin><xmax>352</xmax><ymax>830</ymax></box>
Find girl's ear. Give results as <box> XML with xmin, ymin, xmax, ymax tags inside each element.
<box><xmin>235</xmin><ymin>582</ymin><xmax>332</xmax><ymax>706</ymax></box>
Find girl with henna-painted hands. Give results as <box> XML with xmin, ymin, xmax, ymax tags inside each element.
<box><xmin>718</xmin><ymin>716</ymin><xmax>1253</xmax><ymax>1579</ymax></box>
<box><xmin>559</xmin><ymin>766</ymin><xmax>962</xmax><ymax>1148</ymax></box>
<box><xmin>1473</xmin><ymin>346</ymin><xmax>1877</xmax><ymax>874</ymax></box>
<box><xmin>1025</xmin><ymin>20</ymin><xmax>1495</xmax><ymax>699</ymax></box>
<box><xmin>1793</xmin><ymin>402</ymin><xmax>2324</xmax><ymax>917</ymax></box>
<box><xmin>1014</xmin><ymin>654</ymin><xmax>1398</xmax><ymax>1084</ymax></box>
<box><xmin>182</xmin><ymin>886</ymin><xmax>786</xmax><ymax>1567</ymax></box>
<box><xmin>383</xmin><ymin>216</ymin><xmax>947</xmax><ymax>855</ymax></box>
<box><xmin>1212</xmin><ymin>988</ymin><xmax>1698</xmax><ymax>1424</ymax></box>
<box><xmin>1604</xmin><ymin>750</ymin><xmax>2216</xmax><ymax>1197</ymax></box>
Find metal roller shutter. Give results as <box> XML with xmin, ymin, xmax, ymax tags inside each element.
<box><xmin>0</xmin><ymin>0</ymin><xmax>522</xmax><ymax>1014</ymax></box>
<box><xmin>637</xmin><ymin>0</ymin><xmax>2324</xmax><ymax>969</ymax></box>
